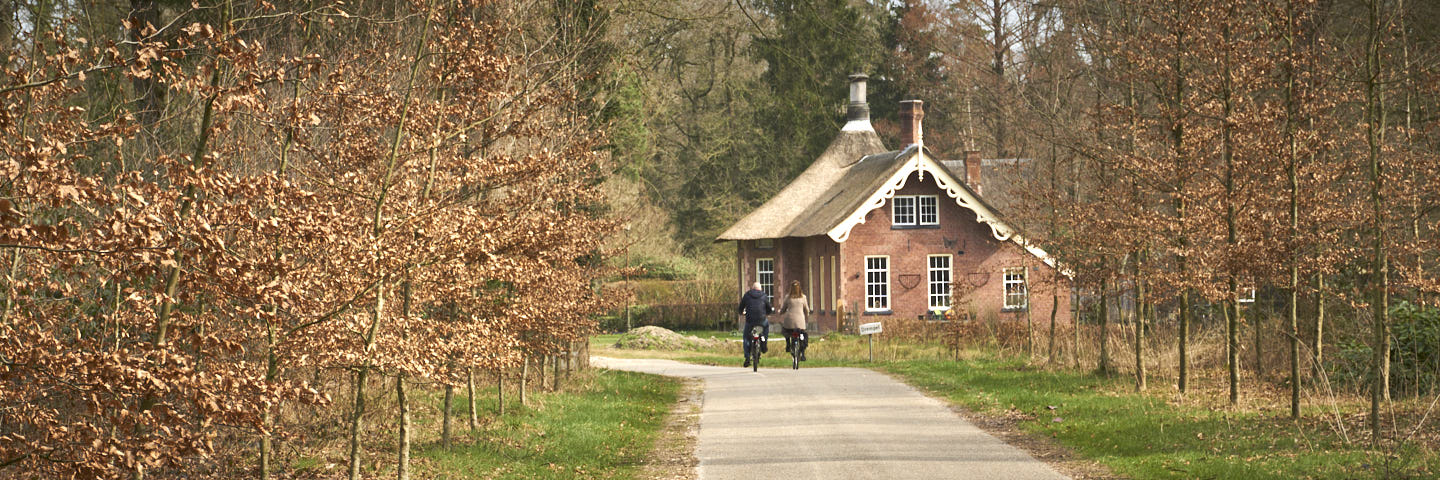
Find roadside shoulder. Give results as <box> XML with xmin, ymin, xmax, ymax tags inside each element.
<box><xmin>637</xmin><ymin>378</ymin><xmax>702</xmax><ymax>480</ymax></box>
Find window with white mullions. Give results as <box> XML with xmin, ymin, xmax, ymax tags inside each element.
<box><xmin>917</xmin><ymin>196</ymin><xmax>938</xmax><ymax>225</ymax></box>
<box><xmin>891</xmin><ymin>196</ymin><xmax>916</xmax><ymax>226</ymax></box>
<box><xmin>757</xmin><ymin>258</ymin><xmax>775</xmax><ymax>304</ymax></box>
<box><xmin>865</xmin><ymin>256</ymin><xmax>889</xmax><ymax>311</ymax></box>
<box><xmin>1003</xmin><ymin>267</ymin><xmax>1028</xmax><ymax>310</ymax></box>
<box><xmin>928</xmin><ymin>255</ymin><xmax>951</xmax><ymax>310</ymax></box>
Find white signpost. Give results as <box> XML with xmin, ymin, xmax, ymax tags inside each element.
<box><xmin>859</xmin><ymin>322</ymin><xmax>882</xmax><ymax>362</ymax></box>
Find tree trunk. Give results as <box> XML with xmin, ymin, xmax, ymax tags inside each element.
<box><xmin>1026</xmin><ymin>291</ymin><xmax>1034</xmax><ymax>359</ymax></box>
<box><xmin>1169</xmin><ymin>10</ymin><xmax>1191</xmax><ymax>396</ymax></box>
<box><xmin>396</xmin><ymin>375</ymin><xmax>411</xmax><ymax>480</ymax></box>
<box><xmin>1135</xmin><ymin>262</ymin><xmax>1147</xmax><ymax>392</ymax></box>
<box><xmin>989</xmin><ymin>0</ymin><xmax>1008</xmax><ymax>157</ymax></box>
<box><xmin>1314</xmin><ymin>274</ymin><xmax>1326</xmax><ymax>371</ymax></box>
<box><xmin>1073</xmin><ymin>287</ymin><xmax>1081</xmax><ymax>369</ymax></box>
<box><xmin>155</xmin><ymin>65</ymin><xmax>221</xmax><ymax>346</ymax></box>
<box><xmin>467</xmin><ymin>369</ymin><xmax>478</xmax><ymax>433</ymax></box>
<box><xmin>259</xmin><ymin>409</ymin><xmax>273</xmax><ymax>480</ymax></box>
<box><xmin>347</xmin><ymin>368</ymin><xmax>369</xmax><ymax>480</ymax></box>
<box><xmin>1365</xmin><ymin>0</ymin><xmax>1389</xmax><ymax>444</ymax></box>
<box><xmin>0</xmin><ymin>1</ymin><xmax>13</xmax><ymax>56</ymax></box>
<box><xmin>520</xmin><ymin>357</ymin><xmax>529</xmax><ymax>407</ymax></box>
<box><xmin>259</xmin><ymin>328</ymin><xmax>281</xmax><ymax>480</ymax></box>
<box><xmin>553</xmin><ymin>354</ymin><xmax>561</xmax><ymax>390</ymax></box>
<box><xmin>1049</xmin><ymin>285</ymin><xmax>1059</xmax><ymax>363</ymax></box>
<box><xmin>442</xmin><ymin>383</ymin><xmax>453</xmax><ymax>449</ymax></box>
<box><xmin>348</xmin><ymin>277</ymin><xmax>387</xmax><ymax>480</ymax></box>
<box><xmin>1098</xmin><ymin>277</ymin><xmax>1110</xmax><ymax>375</ymax></box>
<box><xmin>498</xmin><ymin>370</ymin><xmax>506</xmax><ymax>416</ymax></box>
<box><xmin>126</xmin><ymin>0</ymin><xmax>167</xmax><ymax>130</ymax></box>
<box><xmin>1253</xmin><ymin>307</ymin><xmax>1262</xmax><ymax>381</ymax></box>
<box><xmin>1285</xmin><ymin>2</ymin><xmax>1303</xmax><ymax>417</ymax></box>
<box><xmin>1226</xmin><ymin>294</ymin><xmax>1239</xmax><ymax>406</ymax></box>
<box><xmin>1222</xmin><ymin>17</ymin><xmax>1240</xmax><ymax>407</ymax></box>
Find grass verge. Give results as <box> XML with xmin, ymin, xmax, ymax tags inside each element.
<box><xmin>418</xmin><ymin>369</ymin><xmax>680</xmax><ymax>479</ymax></box>
<box><xmin>883</xmin><ymin>356</ymin><xmax>1437</xmax><ymax>479</ymax></box>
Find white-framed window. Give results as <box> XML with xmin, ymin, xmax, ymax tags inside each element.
<box><xmin>892</xmin><ymin>196</ymin><xmax>916</xmax><ymax>226</ymax></box>
<box><xmin>757</xmin><ymin>258</ymin><xmax>775</xmax><ymax>303</ymax></box>
<box><xmin>756</xmin><ymin>239</ymin><xmax>774</xmax><ymax>249</ymax></box>
<box><xmin>830</xmin><ymin>255</ymin><xmax>838</xmax><ymax>311</ymax></box>
<box><xmin>1003</xmin><ymin>267</ymin><xmax>1028</xmax><ymax>310</ymax></box>
<box><xmin>917</xmin><ymin>195</ymin><xmax>938</xmax><ymax>225</ymax></box>
<box><xmin>865</xmin><ymin>256</ymin><xmax>889</xmax><ymax>311</ymax></box>
<box><xmin>928</xmin><ymin>255</ymin><xmax>952</xmax><ymax>311</ymax></box>
<box><xmin>1238</xmin><ymin>286</ymin><xmax>1256</xmax><ymax>304</ymax></box>
<box><xmin>892</xmin><ymin>195</ymin><xmax>938</xmax><ymax>226</ymax></box>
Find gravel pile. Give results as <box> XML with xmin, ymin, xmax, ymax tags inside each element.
<box><xmin>613</xmin><ymin>326</ymin><xmax>728</xmax><ymax>351</ymax></box>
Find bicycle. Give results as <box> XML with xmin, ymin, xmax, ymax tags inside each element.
<box><xmin>747</xmin><ymin>325</ymin><xmax>764</xmax><ymax>372</ymax></box>
<box><xmin>786</xmin><ymin>329</ymin><xmax>805</xmax><ymax>370</ymax></box>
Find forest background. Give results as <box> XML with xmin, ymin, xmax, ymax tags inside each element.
<box><xmin>2</xmin><ymin>0</ymin><xmax>1440</xmax><ymax>478</ymax></box>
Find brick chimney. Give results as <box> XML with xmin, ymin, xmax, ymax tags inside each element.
<box><xmin>898</xmin><ymin>100</ymin><xmax>924</xmax><ymax>148</ymax></box>
<box><xmin>842</xmin><ymin>73</ymin><xmax>873</xmax><ymax>132</ymax></box>
<box><xmin>963</xmin><ymin>150</ymin><xmax>983</xmax><ymax>195</ymax></box>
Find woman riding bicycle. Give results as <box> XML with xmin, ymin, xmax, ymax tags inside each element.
<box><xmin>778</xmin><ymin>280</ymin><xmax>811</xmax><ymax>361</ymax></box>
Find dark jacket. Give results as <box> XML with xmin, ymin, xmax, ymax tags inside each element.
<box><xmin>737</xmin><ymin>289</ymin><xmax>773</xmax><ymax>324</ymax></box>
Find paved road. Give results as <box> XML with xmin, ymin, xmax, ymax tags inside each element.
<box><xmin>594</xmin><ymin>357</ymin><xmax>1069</xmax><ymax>480</ymax></box>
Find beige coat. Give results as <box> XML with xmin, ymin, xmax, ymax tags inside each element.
<box><xmin>778</xmin><ymin>294</ymin><xmax>811</xmax><ymax>330</ymax></box>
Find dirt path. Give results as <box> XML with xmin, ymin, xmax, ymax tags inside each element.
<box><xmin>595</xmin><ymin>357</ymin><xmax>1069</xmax><ymax>480</ymax></box>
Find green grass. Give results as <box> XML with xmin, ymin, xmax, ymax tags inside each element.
<box><xmin>418</xmin><ymin>370</ymin><xmax>680</xmax><ymax>479</ymax></box>
<box><xmin>883</xmin><ymin>356</ymin><xmax>1437</xmax><ymax>479</ymax></box>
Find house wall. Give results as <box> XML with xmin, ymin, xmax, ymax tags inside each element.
<box><xmin>838</xmin><ymin>171</ymin><xmax>1072</xmax><ymax>324</ymax></box>
<box><xmin>734</xmin><ymin>237</ymin><xmax>842</xmax><ymax>333</ymax></box>
<box><xmin>801</xmin><ymin>236</ymin><xmax>841</xmax><ymax>332</ymax></box>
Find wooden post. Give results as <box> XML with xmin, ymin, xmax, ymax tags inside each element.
<box><xmin>868</xmin><ymin>334</ymin><xmax>874</xmax><ymax>363</ymax></box>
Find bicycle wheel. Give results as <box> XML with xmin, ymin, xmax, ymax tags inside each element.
<box><xmin>750</xmin><ymin>327</ymin><xmax>761</xmax><ymax>372</ymax></box>
<box><xmin>792</xmin><ymin>347</ymin><xmax>799</xmax><ymax>369</ymax></box>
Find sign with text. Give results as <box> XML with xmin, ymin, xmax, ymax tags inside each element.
<box><xmin>859</xmin><ymin>322</ymin><xmax>883</xmax><ymax>335</ymax></box>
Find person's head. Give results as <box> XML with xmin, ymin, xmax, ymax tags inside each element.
<box><xmin>788</xmin><ymin>280</ymin><xmax>802</xmax><ymax>297</ymax></box>
<box><xmin>751</xmin><ymin>281</ymin><xmax>762</xmax><ymax>292</ymax></box>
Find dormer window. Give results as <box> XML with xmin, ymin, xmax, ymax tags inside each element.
<box><xmin>892</xmin><ymin>195</ymin><xmax>939</xmax><ymax>227</ymax></box>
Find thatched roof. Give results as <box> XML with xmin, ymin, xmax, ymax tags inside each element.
<box><xmin>715</xmin><ymin>129</ymin><xmax>890</xmax><ymax>241</ymax></box>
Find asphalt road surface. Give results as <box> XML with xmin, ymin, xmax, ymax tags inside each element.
<box><xmin>594</xmin><ymin>357</ymin><xmax>1069</xmax><ymax>480</ymax></box>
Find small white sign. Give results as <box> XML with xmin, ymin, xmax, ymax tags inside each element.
<box><xmin>859</xmin><ymin>322</ymin><xmax>882</xmax><ymax>335</ymax></box>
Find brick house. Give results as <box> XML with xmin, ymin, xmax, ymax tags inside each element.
<box><xmin>717</xmin><ymin>74</ymin><xmax>1072</xmax><ymax>333</ymax></box>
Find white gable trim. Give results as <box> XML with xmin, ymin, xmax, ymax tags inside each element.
<box><xmin>825</xmin><ymin>149</ymin><xmax>1069</xmax><ymax>276</ymax></box>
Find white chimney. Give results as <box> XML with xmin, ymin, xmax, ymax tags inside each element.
<box><xmin>842</xmin><ymin>73</ymin><xmax>873</xmax><ymax>132</ymax></box>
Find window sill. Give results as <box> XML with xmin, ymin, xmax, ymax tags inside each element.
<box><xmin>890</xmin><ymin>224</ymin><xmax>940</xmax><ymax>230</ymax></box>
<box><xmin>863</xmin><ymin>310</ymin><xmax>893</xmax><ymax>316</ymax></box>
<box><xmin>1001</xmin><ymin>307</ymin><xmax>1029</xmax><ymax>313</ymax></box>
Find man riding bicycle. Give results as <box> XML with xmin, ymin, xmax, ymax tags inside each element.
<box><xmin>736</xmin><ymin>281</ymin><xmax>773</xmax><ymax>368</ymax></box>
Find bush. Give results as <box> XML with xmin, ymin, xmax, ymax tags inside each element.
<box><xmin>1390</xmin><ymin>301</ymin><xmax>1440</xmax><ymax>396</ymax></box>
<box><xmin>1325</xmin><ymin>301</ymin><xmax>1440</xmax><ymax>397</ymax></box>
<box><xmin>633</xmin><ymin>255</ymin><xmax>701</xmax><ymax>280</ymax></box>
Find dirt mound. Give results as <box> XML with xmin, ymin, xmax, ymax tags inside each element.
<box><xmin>613</xmin><ymin>326</ymin><xmax>727</xmax><ymax>351</ymax></box>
